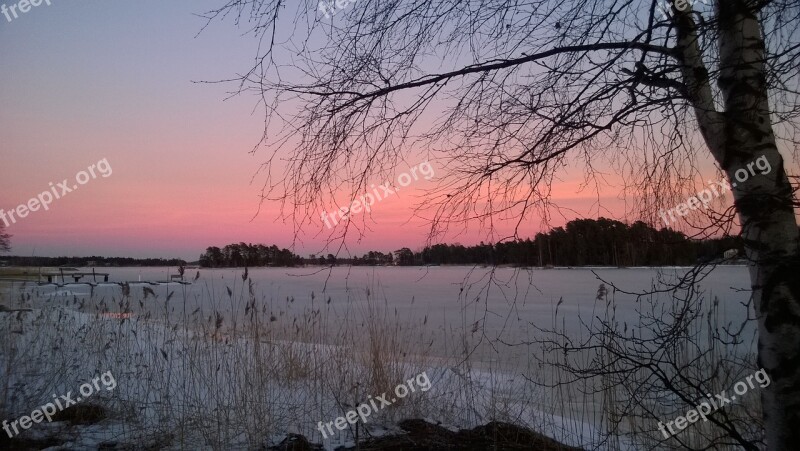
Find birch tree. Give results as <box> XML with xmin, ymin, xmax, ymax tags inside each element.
<box><xmin>206</xmin><ymin>0</ymin><xmax>800</xmax><ymax>447</ymax></box>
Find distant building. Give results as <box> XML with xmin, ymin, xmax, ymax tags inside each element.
<box><xmin>86</xmin><ymin>260</ymin><xmax>98</xmax><ymax>267</ymax></box>
<box><xmin>724</xmin><ymin>249</ymin><xmax>739</xmax><ymax>259</ymax></box>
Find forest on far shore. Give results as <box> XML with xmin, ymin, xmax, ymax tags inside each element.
<box><xmin>197</xmin><ymin>218</ymin><xmax>744</xmax><ymax>268</ymax></box>
<box><xmin>1</xmin><ymin>219</ymin><xmax>746</xmax><ymax>269</ymax></box>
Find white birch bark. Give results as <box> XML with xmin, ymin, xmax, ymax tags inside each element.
<box><xmin>678</xmin><ymin>1</ymin><xmax>800</xmax><ymax>447</ymax></box>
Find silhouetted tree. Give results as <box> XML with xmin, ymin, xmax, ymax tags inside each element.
<box><xmin>0</xmin><ymin>224</ymin><xmax>10</xmax><ymax>253</ymax></box>
<box><xmin>208</xmin><ymin>0</ymin><xmax>800</xmax><ymax>445</ymax></box>
<box><xmin>198</xmin><ymin>243</ymin><xmax>300</xmax><ymax>268</ymax></box>
<box><xmin>394</xmin><ymin>248</ymin><xmax>415</xmax><ymax>266</ymax></box>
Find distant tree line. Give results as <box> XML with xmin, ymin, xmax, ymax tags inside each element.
<box><xmin>0</xmin><ymin>219</ymin><xmax>750</xmax><ymax>269</ymax></box>
<box><xmin>417</xmin><ymin>218</ymin><xmax>742</xmax><ymax>267</ymax></box>
<box><xmin>0</xmin><ymin>256</ymin><xmax>187</xmax><ymax>267</ymax></box>
<box><xmin>199</xmin><ymin>243</ymin><xmax>301</xmax><ymax>268</ymax></box>
<box><xmin>201</xmin><ymin>219</ymin><xmax>744</xmax><ymax>269</ymax></box>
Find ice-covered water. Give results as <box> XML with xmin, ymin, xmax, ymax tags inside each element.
<box><xmin>17</xmin><ymin>265</ymin><xmax>755</xmax><ymax>370</ymax></box>
<box><xmin>2</xmin><ymin>265</ymin><xmax>757</xmax><ymax>449</ymax></box>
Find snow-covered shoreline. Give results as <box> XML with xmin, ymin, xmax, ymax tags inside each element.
<box><xmin>0</xmin><ymin>297</ymin><xmax>609</xmax><ymax>450</ymax></box>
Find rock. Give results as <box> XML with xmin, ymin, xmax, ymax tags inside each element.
<box><xmin>330</xmin><ymin>419</ymin><xmax>584</xmax><ymax>450</ymax></box>
<box><xmin>51</xmin><ymin>404</ymin><xmax>107</xmax><ymax>425</ymax></box>
<box><xmin>267</xmin><ymin>433</ymin><xmax>324</xmax><ymax>451</ymax></box>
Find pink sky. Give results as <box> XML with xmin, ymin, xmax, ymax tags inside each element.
<box><xmin>0</xmin><ymin>1</ymin><xmax>723</xmax><ymax>260</ymax></box>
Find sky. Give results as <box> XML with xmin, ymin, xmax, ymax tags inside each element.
<box><xmin>0</xmin><ymin>0</ymin><xmax>685</xmax><ymax>260</ymax></box>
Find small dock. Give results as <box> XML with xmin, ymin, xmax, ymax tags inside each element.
<box><xmin>44</xmin><ymin>269</ymin><xmax>111</xmax><ymax>283</ymax></box>
<box><xmin>39</xmin><ymin>280</ymin><xmax>192</xmax><ymax>288</ymax></box>
<box><xmin>0</xmin><ymin>267</ymin><xmax>192</xmax><ymax>287</ymax></box>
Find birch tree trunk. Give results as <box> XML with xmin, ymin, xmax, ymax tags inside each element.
<box><xmin>682</xmin><ymin>1</ymin><xmax>800</xmax><ymax>447</ymax></box>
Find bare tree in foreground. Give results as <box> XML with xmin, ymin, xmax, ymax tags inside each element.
<box><xmin>205</xmin><ymin>0</ymin><xmax>799</xmax><ymax>447</ymax></box>
<box><xmin>524</xmin><ymin>269</ymin><xmax>763</xmax><ymax>449</ymax></box>
<box><xmin>0</xmin><ymin>224</ymin><xmax>10</xmax><ymax>253</ymax></box>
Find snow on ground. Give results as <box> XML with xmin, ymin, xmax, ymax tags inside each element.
<box><xmin>5</xmin><ymin>266</ymin><xmax>753</xmax><ymax>450</ymax></box>
<box><xmin>0</xmin><ymin>301</ymin><xmax>614</xmax><ymax>450</ymax></box>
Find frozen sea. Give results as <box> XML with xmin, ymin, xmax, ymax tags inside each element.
<box><xmin>1</xmin><ymin>265</ymin><xmax>758</xmax><ymax>450</ymax></box>
<box><xmin>19</xmin><ymin>265</ymin><xmax>756</xmax><ymax>371</ymax></box>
